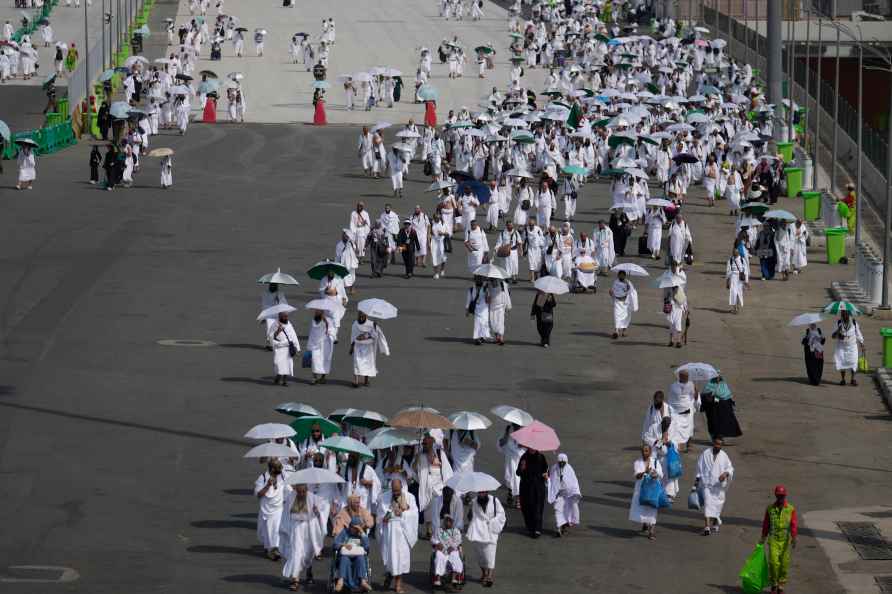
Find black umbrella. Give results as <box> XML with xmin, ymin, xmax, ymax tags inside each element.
<box><xmin>175</xmin><ymin>73</ymin><xmax>193</xmax><ymax>81</ymax></box>
<box><xmin>235</xmin><ymin>27</ymin><xmax>247</xmax><ymax>32</ymax></box>
<box><xmin>672</xmin><ymin>153</ymin><xmax>699</xmax><ymax>164</ymax></box>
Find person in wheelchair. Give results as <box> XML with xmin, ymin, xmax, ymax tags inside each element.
<box><xmin>432</xmin><ymin>514</ymin><xmax>464</xmax><ymax>589</ymax></box>
<box><xmin>331</xmin><ymin>495</ymin><xmax>373</xmax><ymax>592</ymax></box>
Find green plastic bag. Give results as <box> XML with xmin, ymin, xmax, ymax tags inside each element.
<box><xmin>739</xmin><ymin>543</ymin><xmax>769</xmax><ymax>593</ymax></box>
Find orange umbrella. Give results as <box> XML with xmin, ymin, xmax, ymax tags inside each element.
<box><xmin>389</xmin><ymin>406</ymin><xmax>454</xmax><ymax>430</ymax></box>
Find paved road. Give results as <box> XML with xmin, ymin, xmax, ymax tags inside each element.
<box><xmin>1</xmin><ymin>121</ymin><xmax>891</xmax><ymax>593</ymax></box>
<box><xmin>167</xmin><ymin>0</ymin><xmax>548</xmax><ymax>124</ymax></box>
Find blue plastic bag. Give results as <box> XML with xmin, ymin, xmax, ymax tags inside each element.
<box><xmin>638</xmin><ymin>475</ymin><xmax>670</xmax><ymax>508</ymax></box>
<box><xmin>301</xmin><ymin>351</ymin><xmax>312</xmax><ymax>369</ymax></box>
<box><xmin>666</xmin><ymin>444</ymin><xmax>683</xmax><ymax>479</ymax></box>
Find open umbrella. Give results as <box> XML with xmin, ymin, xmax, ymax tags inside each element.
<box><xmin>390</xmin><ymin>407</ymin><xmax>453</xmax><ymax>430</ymax></box>
<box><xmin>448</xmin><ymin>411</ymin><xmax>492</xmax><ymax>431</ymax></box>
<box><xmin>109</xmin><ymin>101</ymin><xmax>131</xmax><ymax>119</ymax></box>
<box><xmin>418</xmin><ymin>85</ymin><xmax>439</xmax><ymax>101</ymax></box>
<box><xmin>473</xmin><ymin>263</ymin><xmax>510</xmax><ymax>280</ymax></box>
<box><xmin>366</xmin><ymin>428</ymin><xmax>420</xmax><ymax>450</ymax></box>
<box><xmin>228</xmin><ymin>72</ymin><xmax>244</xmax><ymax>81</ymax></box>
<box><xmin>446</xmin><ymin>471</ymin><xmax>501</xmax><ymax>494</ymax></box>
<box><xmin>147</xmin><ymin>147</ymin><xmax>174</xmax><ymax>157</ymax></box>
<box><xmin>504</xmin><ymin>168</ymin><xmax>535</xmax><ymax>179</ymax></box>
<box><xmin>135</xmin><ymin>24</ymin><xmax>150</xmax><ymax>36</ymax></box>
<box><xmin>342</xmin><ymin>409</ymin><xmax>389</xmax><ymax>429</ymax></box>
<box><xmin>654</xmin><ymin>271</ymin><xmax>686</xmax><ymax>289</ymax></box>
<box><xmin>741</xmin><ymin>202</ymin><xmax>769</xmax><ymax>215</ymax></box>
<box><xmin>289</xmin><ymin>416</ymin><xmax>341</xmax><ymax>441</ymax></box>
<box><xmin>490</xmin><ymin>405</ymin><xmax>533</xmax><ymax>427</ymax></box>
<box><xmin>0</xmin><ymin>120</ymin><xmax>10</xmax><ymax>142</ymax></box>
<box><xmin>308</xmin><ymin>260</ymin><xmax>349</xmax><ymax>280</ymax></box>
<box><xmin>371</xmin><ymin>122</ymin><xmax>392</xmax><ymax>133</ymax></box>
<box><xmin>257</xmin><ymin>268</ymin><xmax>300</xmax><ymax>285</ymax></box>
<box><xmin>98</xmin><ymin>68</ymin><xmax>116</xmax><ymax>82</ymax></box>
<box><xmin>426</xmin><ymin>179</ymin><xmax>456</xmax><ymax>192</ymax></box>
<box><xmin>124</xmin><ymin>55</ymin><xmax>149</xmax><ymax>68</ymax></box>
<box><xmin>823</xmin><ymin>300</ymin><xmax>862</xmax><ymax>316</ymax></box>
<box><xmin>676</xmin><ymin>362</ymin><xmax>719</xmax><ymax>381</ymax></box>
<box><xmin>244</xmin><ymin>443</ymin><xmax>297</xmax><ymax>459</ymax></box>
<box><xmin>14</xmin><ymin>137</ymin><xmax>38</xmax><ymax>147</ymax></box>
<box><xmin>395</xmin><ymin>129</ymin><xmax>421</xmax><ymax>139</ymax></box>
<box><xmin>319</xmin><ymin>435</ymin><xmax>373</xmax><ymax>459</ymax></box>
<box><xmin>511</xmin><ymin>420</ymin><xmax>560</xmax><ymax>451</ymax></box>
<box><xmin>475</xmin><ymin>45</ymin><xmax>495</xmax><ymax>55</ymax></box>
<box><xmin>533</xmin><ymin>276</ymin><xmax>569</xmax><ymax>295</ymax></box>
<box><xmin>788</xmin><ymin>312</ymin><xmax>827</xmax><ymax>327</ymax></box>
<box><xmin>304</xmin><ymin>298</ymin><xmax>344</xmax><ymax>315</ymax></box>
<box><xmin>244</xmin><ymin>422</ymin><xmax>296</xmax><ymax>440</ymax></box>
<box><xmin>312</xmin><ymin>80</ymin><xmax>331</xmax><ymax>89</ymax></box>
<box><xmin>197</xmin><ymin>80</ymin><xmax>219</xmax><ymax>95</ymax></box>
<box><xmin>358</xmin><ymin>298</ymin><xmax>398</xmax><ymax>320</ymax></box>
<box><xmin>275</xmin><ymin>402</ymin><xmax>321</xmax><ymax>418</ymax></box>
<box><xmin>199</xmin><ymin>69</ymin><xmax>218</xmax><ymax>78</ymax></box>
<box><xmin>171</xmin><ymin>85</ymin><xmax>192</xmax><ymax>96</ymax></box>
<box><xmin>612</xmin><ymin>262</ymin><xmax>649</xmax><ymax>277</ymax></box>
<box><xmin>764</xmin><ymin>209</ymin><xmax>796</xmax><ymax>222</ymax></box>
<box><xmin>562</xmin><ymin>165</ymin><xmax>589</xmax><ymax>176</ymax></box>
<box><xmin>257</xmin><ymin>303</ymin><xmax>296</xmax><ymax>321</ymax></box>
<box><xmin>392</xmin><ymin>142</ymin><xmax>413</xmax><ymax>153</ymax></box>
<box><xmin>285</xmin><ymin>468</ymin><xmax>344</xmax><ymax>485</ymax></box>
<box><xmin>672</xmin><ymin>153</ymin><xmax>699</xmax><ymax>164</ymax></box>
<box><xmin>647</xmin><ymin>198</ymin><xmax>673</xmax><ymax>208</ymax></box>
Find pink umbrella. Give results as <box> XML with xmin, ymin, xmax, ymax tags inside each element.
<box><xmin>511</xmin><ymin>420</ymin><xmax>560</xmax><ymax>452</ymax></box>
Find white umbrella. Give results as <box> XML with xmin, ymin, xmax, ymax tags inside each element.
<box><xmin>788</xmin><ymin>312</ymin><xmax>827</xmax><ymax>327</ymax></box>
<box><xmin>371</xmin><ymin>122</ymin><xmax>391</xmax><ymax>133</ymax></box>
<box><xmin>228</xmin><ymin>72</ymin><xmax>244</xmax><ymax>81</ymax></box>
<box><xmin>446</xmin><ymin>471</ymin><xmax>501</xmax><ymax>494</ymax></box>
<box><xmin>392</xmin><ymin>142</ymin><xmax>413</xmax><ymax>153</ymax></box>
<box><xmin>654</xmin><ymin>271</ymin><xmax>686</xmax><ymax>289</ymax></box>
<box><xmin>124</xmin><ymin>55</ymin><xmax>149</xmax><ymax>68</ymax></box>
<box><xmin>257</xmin><ymin>303</ymin><xmax>296</xmax><ymax>321</ymax></box>
<box><xmin>533</xmin><ymin>276</ymin><xmax>570</xmax><ymax>295</ymax></box>
<box><xmin>676</xmin><ymin>362</ymin><xmax>719</xmax><ymax>381</ymax></box>
<box><xmin>245</xmin><ymin>423</ymin><xmax>297</xmax><ymax>440</ymax></box>
<box><xmin>448</xmin><ymin>411</ymin><xmax>492</xmax><ymax>431</ymax></box>
<box><xmin>244</xmin><ymin>443</ymin><xmax>296</xmax><ymax>458</ymax></box>
<box><xmin>358</xmin><ymin>298</ymin><xmax>398</xmax><ymax>320</ymax></box>
<box><xmin>304</xmin><ymin>298</ymin><xmax>345</xmax><ymax>315</ymax></box>
<box><xmin>384</xmin><ymin>68</ymin><xmax>402</xmax><ymax>77</ymax></box>
<box><xmin>395</xmin><ymin>129</ymin><xmax>421</xmax><ymax>139</ymax></box>
<box><xmin>647</xmin><ymin>198</ymin><xmax>673</xmax><ymax>208</ymax></box>
<box><xmin>473</xmin><ymin>263</ymin><xmax>510</xmax><ymax>279</ymax></box>
<box><xmin>285</xmin><ymin>467</ymin><xmax>345</xmax><ymax>485</ymax></box>
<box><xmin>353</xmin><ymin>72</ymin><xmax>372</xmax><ymax>83</ymax></box>
<box><xmin>504</xmin><ymin>169</ymin><xmax>535</xmax><ymax>179</ymax></box>
<box><xmin>427</xmin><ymin>179</ymin><xmax>456</xmax><ymax>192</ymax></box>
<box><xmin>764</xmin><ymin>209</ymin><xmax>797</xmax><ymax>222</ymax></box>
<box><xmin>257</xmin><ymin>268</ymin><xmax>300</xmax><ymax>285</ymax></box>
<box><xmin>613</xmin><ymin>262</ymin><xmax>649</xmax><ymax>277</ymax></box>
<box><xmin>490</xmin><ymin>405</ymin><xmax>533</xmax><ymax>427</ymax></box>
<box><xmin>625</xmin><ymin>168</ymin><xmax>650</xmax><ymax>180</ymax></box>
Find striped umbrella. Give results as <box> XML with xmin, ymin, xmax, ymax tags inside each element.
<box><xmin>823</xmin><ymin>301</ymin><xmax>862</xmax><ymax>316</ymax></box>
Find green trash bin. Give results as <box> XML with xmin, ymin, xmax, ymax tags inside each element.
<box><xmin>785</xmin><ymin>167</ymin><xmax>803</xmax><ymax>198</ymax></box>
<box><xmin>777</xmin><ymin>142</ymin><xmax>794</xmax><ymax>163</ymax></box>
<box><xmin>882</xmin><ymin>328</ymin><xmax>892</xmax><ymax>369</ymax></box>
<box><xmin>801</xmin><ymin>191</ymin><xmax>822</xmax><ymax>221</ymax></box>
<box><xmin>825</xmin><ymin>227</ymin><xmax>848</xmax><ymax>264</ymax></box>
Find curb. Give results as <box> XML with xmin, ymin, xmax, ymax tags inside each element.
<box><xmin>875</xmin><ymin>367</ymin><xmax>892</xmax><ymax>412</ymax></box>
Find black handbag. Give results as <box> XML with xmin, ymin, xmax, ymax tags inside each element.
<box><xmin>287</xmin><ymin>340</ymin><xmax>297</xmax><ymax>358</ymax></box>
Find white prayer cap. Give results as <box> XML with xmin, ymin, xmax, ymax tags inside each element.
<box><xmin>558</xmin><ymin>453</ymin><xmax>568</xmax><ymax>463</ymax></box>
<box><xmin>403</xmin><ymin>219</ymin><xmax>412</xmax><ymax>224</ymax></box>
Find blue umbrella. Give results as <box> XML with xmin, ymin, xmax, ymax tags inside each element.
<box><xmin>0</xmin><ymin>119</ymin><xmax>10</xmax><ymax>142</ymax></box>
<box><xmin>312</xmin><ymin>80</ymin><xmax>330</xmax><ymax>89</ymax></box>
<box><xmin>197</xmin><ymin>80</ymin><xmax>219</xmax><ymax>94</ymax></box>
<box><xmin>135</xmin><ymin>24</ymin><xmax>150</xmax><ymax>35</ymax></box>
<box><xmin>109</xmin><ymin>101</ymin><xmax>130</xmax><ymax>119</ymax></box>
<box><xmin>98</xmin><ymin>68</ymin><xmax>115</xmax><ymax>82</ymax></box>
<box><xmin>456</xmin><ymin>180</ymin><xmax>491</xmax><ymax>204</ymax></box>
<box><xmin>418</xmin><ymin>85</ymin><xmax>438</xmax><ymax>101</ymax></box>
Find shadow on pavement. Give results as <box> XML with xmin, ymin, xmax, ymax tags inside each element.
<box><xmin>187</xmin><ymin>545</ymin><xmax>263</xmax><ymax>557</ymax></box>
<box><xmin>222</xmin><ymin>488</ymin><xmax>253</xmax><ymax>496</ymax></box>
<box><xmin>222</xmin><ymin>574</ymin><xmax>282</xmax><ymax>587</ymax></box>
<box><xmin>191</xmin><ymin>520</ymin><xmax>255</xmax><ymax>530</ymax></box>
<box><xmin>219</xmin><ymin>343</ymin><xmax>269</xmax><ymax>351</ymax></box>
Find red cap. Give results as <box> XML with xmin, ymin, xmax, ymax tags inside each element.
<box><xmin>774</xmin><ymin>485</ymin><xmax>787</xmax><ymax>497</ymax></box>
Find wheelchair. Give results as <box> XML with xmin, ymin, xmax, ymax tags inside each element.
<box><xmin>429</xmin><ymin>545</ymin><xmax>466</xmax><ymax>591</ymax></box>
<box><xmin>327</xmin><ymin>545</ymin><xmax>371</xmax><ymax>593</ymax></box>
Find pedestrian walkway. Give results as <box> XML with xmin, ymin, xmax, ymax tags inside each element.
<box><xmin>168</xmin><ymin>0</ymin><xmax>548</xmax><ymax>124</ymax></box>
<box><xmin>0</xmin><ymin>0</ymin><xmax>105</xmax><ymax>87</ymax></box>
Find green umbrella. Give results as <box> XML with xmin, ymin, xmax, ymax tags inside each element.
<box><xmin>550</xmin><ymin>100</ymin><xmax>572</xmax><ymax>109</ymax></box>
<box><xmin>475</xmin><ymin>45</ymin><xmax>495</xmax><ymax>55</ymax></box>
<box><xmin>592</xmin><ymin>118</ymin><xmax>611</xmax><ymax>128</ymax></box>
<box><xmin>741</xmin><ymin>202</ymin><xmax>769</xmax><ymax>215</ymax></box>
<box><xmin>646</xmin><ymin>83</ymin><xmax>660</xmax><ymax>94</ymax></box>
<box><xmin>616</xmin><ymin>63</ymin><xmax>634</xmax><ymax>70</ymax></box>
<box><xmin>307</xmin><ymin>260</ymin><xmax>349</xmax><ymax>280</ymax></box>
<box><xmin>509</xmin><ymin>32</ymin><xmax>523</xmax><ymax>39</ymax></box>
<box><xmin>594</xmin><ymin>33</ymin><xmax>610</xmax><ymax>43</ymax></box>
<box><xmin>540</xmin><ymin>90</ymin><xmax>562</xmax><ymax>97</ymax></box>
<box><xmin>639</xmin><ymin>136</ymin><xmax>659</xmax><ymax>145</ymax></box>
<box><xmin>510</xmin><ymin>56</ymin><xmax>525</xmax><ymax>63</ymax></box>
<box><xmin>319</xmin><ymin>435</ymin><xmax>373</xmax><ymax>459</ymax></box>
<box><xmin>275</xmin><ymin>401</ymin><xmax>321</xmax><ymax>418</ymax></box>
<box><xmin>620</xmin><ymin>53</ymin><xmax>637</xmax><ymax>60</ymax></box>
<box><xmin>341</xmin><ymin>409</ymin><xmax>389</xmax><ymax>429</ymax></box>
<box><xmin>448</xmin><ymin>121</ymin><xmax>475</xmax><ymax>129</ymax></box>
<box><xmin>823</xmin><ymin>301</ymin><xmax>862</xmax><ymax>316</ymax></box>
<box><xmin>608</xmin><ymin>135</ymin><xmax>637</xmax><ymax>148</ymax></box>
<box><xmin>290</xmin><ymin>416</ymin><xmax>341</xmax><ymax>441</ymax></box>
<box><xmin>601</xmin><ymin>168</ymin><xmax>627</xmax><ymax>176</ymax></box>
<box><xmin>562</xmin><ymin>165</ymin><xmax>589</xmax><ymax>176</ymax></box>
<box><xmin>366</xmin><ymin>428</ymin><xmax>420</xmax><ymax>450</ymax></box>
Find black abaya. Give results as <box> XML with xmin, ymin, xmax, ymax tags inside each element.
<box><xmin>516</xmin><ymin>451</ymin><xmax>548</xmax><ymax>535</ymax></box>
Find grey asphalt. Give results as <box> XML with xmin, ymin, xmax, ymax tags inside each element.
<box><xmin>1</xmin><ymin>123</ymin><xmax>891</xmax><ymax>594</ymax></box>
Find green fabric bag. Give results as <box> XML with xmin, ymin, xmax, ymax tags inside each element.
<box><xmin>740</xmin><ymin>544</ymin><xmax>769</xmax><ymax>593</ymax></box>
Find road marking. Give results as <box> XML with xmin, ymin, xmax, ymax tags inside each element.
<box><xmin>156</xmin><ymin>339</ymin><xmax>217</xmax><ymax>347</ymax></box>
<box><xmin>0</xmin><ymin>565</ymin><xmax>80</xmax><ymax>583</ymax></box>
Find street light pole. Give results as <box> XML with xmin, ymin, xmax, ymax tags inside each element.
<box><xmin>805</xmin><ymin>4</ymin><xmax>811</xmax><ymax>164</ymax></box>
<box><xmin>787</xmin><ymin>16</ymin><xmax>795</xmax><ymax>142</ymax></box>
<box><xmin>831</xmin><ymin>0</ymin><xmax>841</xmax><ymax>196</ymax></box>
<box><xmin>84</xmin><ymin>0</ymin><xmax>90</xmax><ymax>130</ymax></box>
<box><xmin>856</xmin><ymin>40</ymin><xmax>863</xmax><ymax>244</ymax></box>
<box><xmin>815</xmin><ymin>15</ymin><xmax>823</xmax><ymax>185</ymax></box>
<box><xmin>882</xmin><ymin>71</ymin><xmax>892</xmax><ymax>310</ymax></box>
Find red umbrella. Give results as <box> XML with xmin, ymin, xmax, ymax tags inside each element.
<box><xmin>511</xmin><ymin>420</ymin><xmax>560</xmax><ymax>452</ymax></box>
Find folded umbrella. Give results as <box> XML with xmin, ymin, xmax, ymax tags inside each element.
<box><xmin>358</xmin><ymin>298</ymin><xmax>398</xmax><ymax>320</ymax></box>
<box><xmin>490</xmin><ymin>405</ymin><xmax>533</xmax><ymax>427</ymax></box>
<box><xmin>446</xmin><ymin>471</ymin><xmax>501</xmax><ymax>494</ymax></box>
<box><xmin>257</xmin><ymin>268</ymin><xmax>300</xmax><ymax>285</ymax></box>
<box><xmin>257</xmin><ymin>303</ymin><xmax>296</xmax><ymax>321</ymax></box>
<box><xmin>285</xmin><ymin>468</ymin><xmax>344</xmax><ymax>485</ymax></box>
<box><xmin>511</xmin><ymin>420</ymin><xmax>560</xmax><ymax>451</ymax></box>
<box><xmin>245</xmin><ymin>422</ymin><xmax>296</xmax><ymax>440</ymax></box>
<box><xmin>533</xmin><ymin>276</ymin><xmax>569</xmax><ymax>295</ymax></box>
